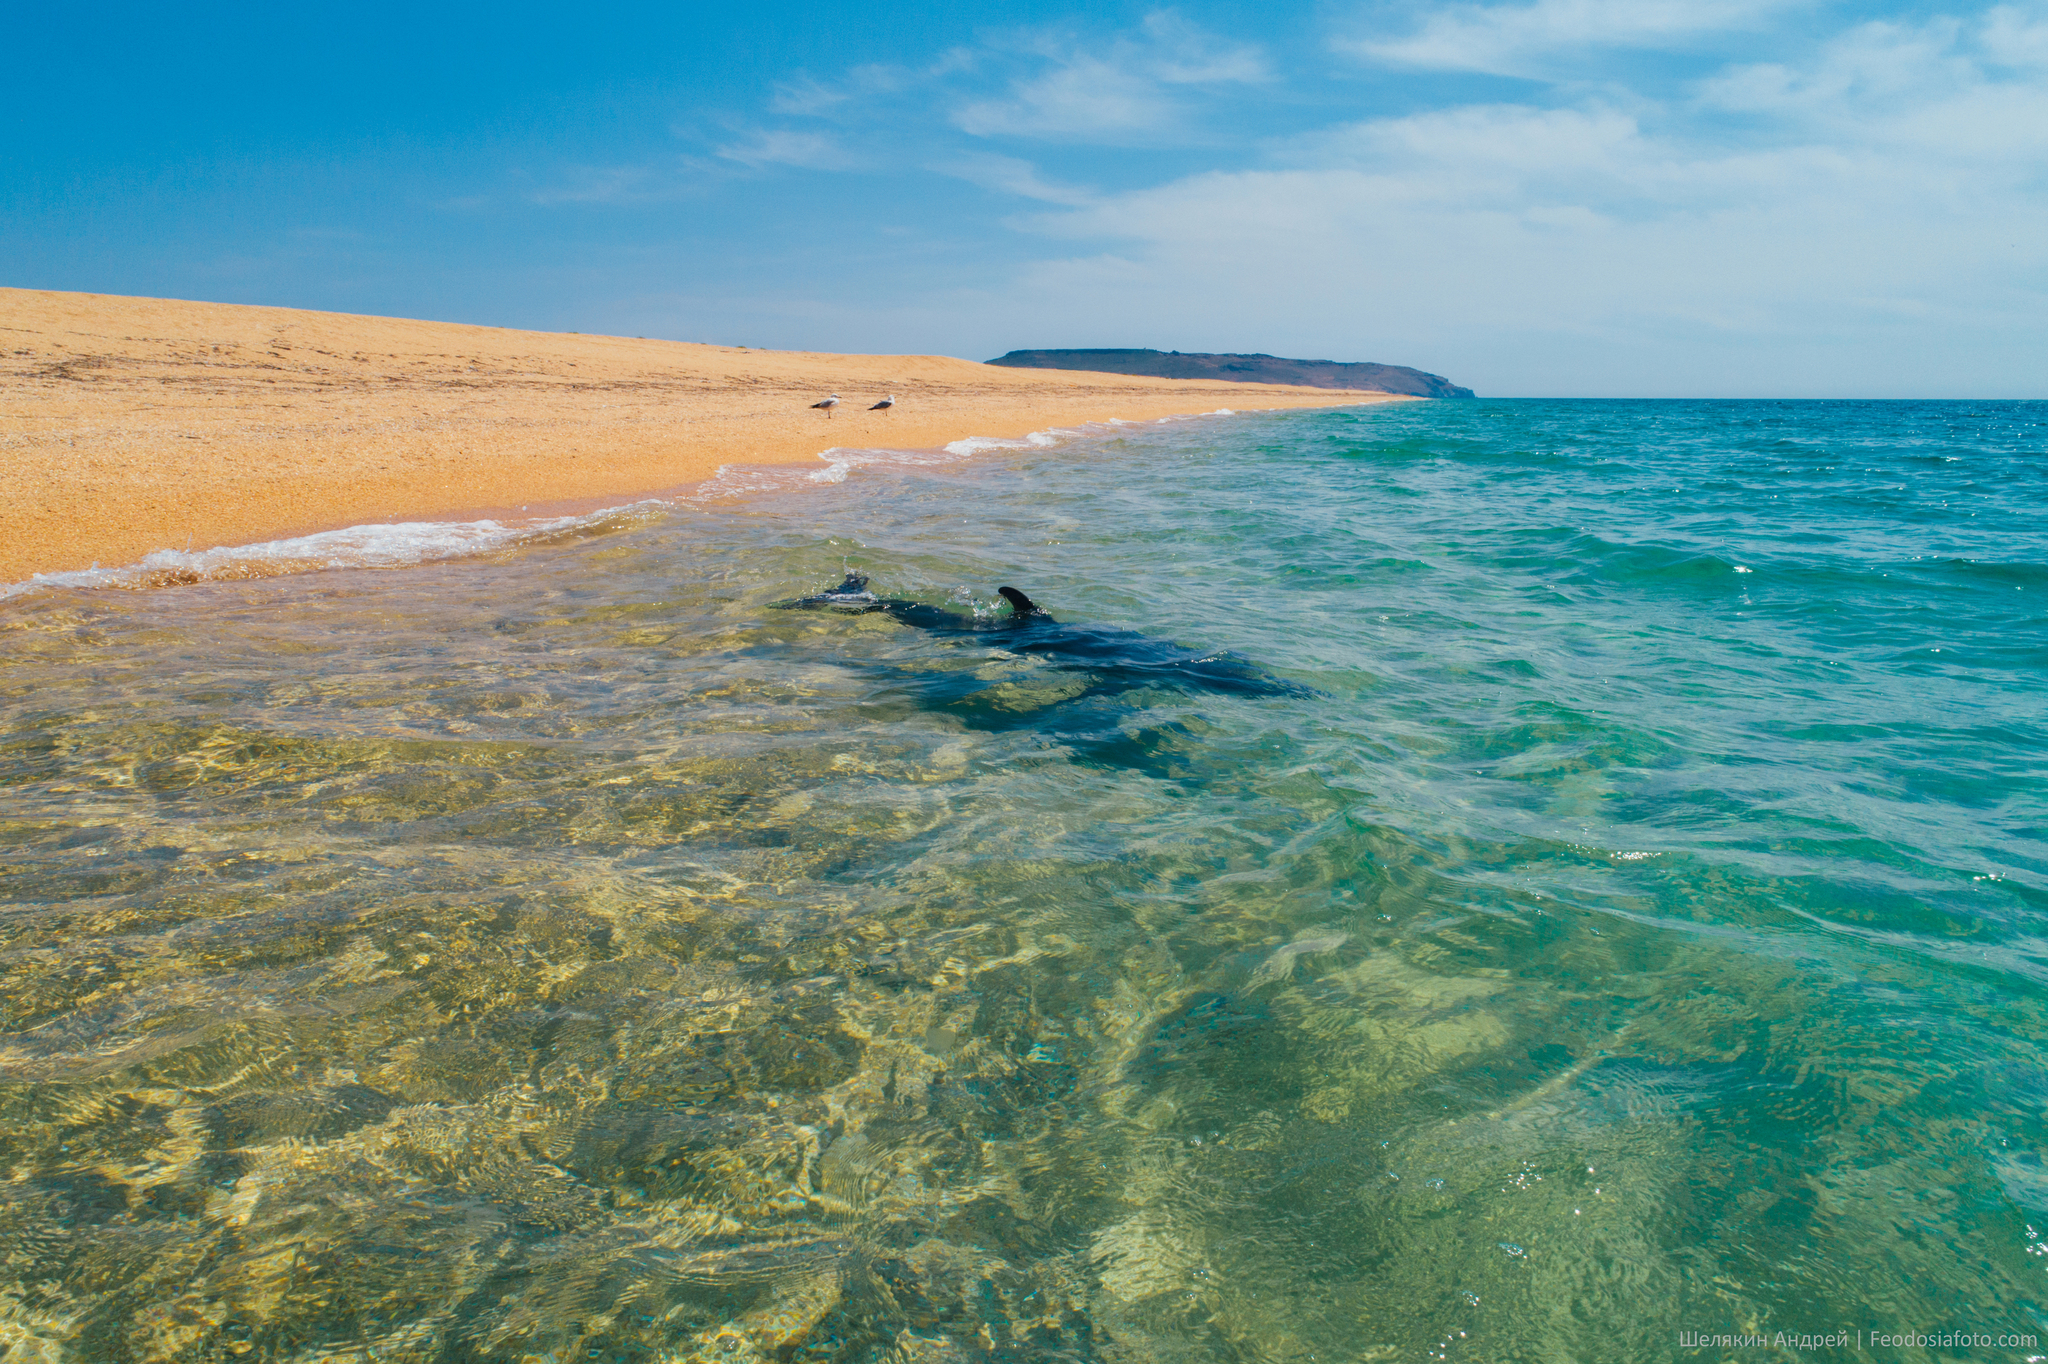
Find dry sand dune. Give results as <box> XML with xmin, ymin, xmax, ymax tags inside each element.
<box><xmin>0</xmin><ymin>289</ymin><xmax>1412</xmax><ymax>583</ymax></box>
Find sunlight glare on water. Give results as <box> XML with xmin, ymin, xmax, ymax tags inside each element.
<box><xmin>2</xmin><ymin>399</ymin><xmax>2046</xmax><ymax>1362</ymax></box>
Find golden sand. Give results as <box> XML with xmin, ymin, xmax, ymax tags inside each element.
<box><xmin>0</xmin><ymin>288</ymin><xmax>1414</xmax><ymax>583</ymax></box>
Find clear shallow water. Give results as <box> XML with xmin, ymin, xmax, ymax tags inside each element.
<box><xmin>2</xmin><ymin>399</ymin><xmax>2045</xmax><ymax>1362</ymax></box>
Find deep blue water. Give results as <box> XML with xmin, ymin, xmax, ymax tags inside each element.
<box><xmin>2</xmin><ymin>399</ymin><xmax>2045</xmax><ymax>1362</ymax></box>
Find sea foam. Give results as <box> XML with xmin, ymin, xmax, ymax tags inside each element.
<box><xmin>4</xmin><ymin>409</ymin><xmax>1274</xmax><ymax>599</ymax></box>
<box><xmin>1</xmin><ymin>503</ymin><xmax>667</xmax><ymax>600</ymax></box>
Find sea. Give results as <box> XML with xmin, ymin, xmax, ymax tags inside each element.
<box><xmin>2</xmin><ymin>398</ymin><xmax>2045</xmax><ymax>1363</ymax></box>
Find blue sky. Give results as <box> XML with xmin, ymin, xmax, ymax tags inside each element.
<box><xmin>6</xmin><ymin>0</ymin><xmax>2045</xmax><ymax>395</ymax></box>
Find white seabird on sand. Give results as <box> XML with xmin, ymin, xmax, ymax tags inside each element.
<box><xmin>868</xmin><ymin>394</ymin><xmax>896</xmax><ymax>412</ymax></box>
<box><xmin>812</xmin><ymin>393</ymin><xmax>841</xmax><ymax>418</ymax></box>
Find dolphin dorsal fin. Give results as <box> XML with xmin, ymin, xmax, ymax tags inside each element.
<box><xmin>997</xmin><ymin>586</ymin><xmax>1038</xmax><ymax>616</ymax></box>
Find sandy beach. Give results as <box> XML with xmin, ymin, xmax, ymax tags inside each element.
<box><xmin>0</xmin><ymin>289</ymin><xmax>1413</xmax><ymax>584</ymax></box>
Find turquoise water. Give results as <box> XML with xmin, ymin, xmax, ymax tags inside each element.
<box><xmin>3</xmin><ymin>399</ymin><xmax>2046</xmax><ymax>1362</ymax></box>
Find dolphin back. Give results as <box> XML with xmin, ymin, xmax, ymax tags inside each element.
<box><xmin>768</xmin><ymin>573</ymin><xmax>883</xmax><ymax>612</ymax></box>
<box><xmin>769</xmin><ymin>574</ymin><xmax>1313</xmax><ymax>700</ymax></box>
<box><xmin>771</xmin><ymin>573</ymin><xmax>1027</xmax><ymax>629</ymax></box>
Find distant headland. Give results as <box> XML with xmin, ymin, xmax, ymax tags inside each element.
<box><xmin>987</xmin><ymin>348</ymin><xmax>1475</xmax><ymax>399</ymax></box>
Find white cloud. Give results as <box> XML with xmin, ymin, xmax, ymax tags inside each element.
<box><xmin>929</xmin><ymin>152</ymin><xmax>1098</xmax><ymax>205</ymax></box>
<box><xmin>1344</xmin><ymin>0</ymin><xmax>1789</xmax><ymax>76</ymax></box>
<box><xmin>971</xmin><ymin>11</ymin><xmax>2048</xmax><ymax>395</ymax></box>
<box><xmin>621</xmin><ymin>4</ymin><xmax>2044</xmax><ymax>395</ymax></box>
<box><xmin>714</xmin><ymin>129</ymin><xmax>847</xmax><ymax>170</ymax></box>
<box><xmin>955</xmin><ymin>61</ymin><xmax>1181</xmax><ymax>138</ymax></box>
<box><xmin>1981</xmin><ymin>1</ymin><xmax>2048</xmax><ymax>65</ymax></box>
<box><xmin>768</xmin><ymin>76</ymin><xmax>861</xmax><ymax>118</ymax></box>
<box><xmin>952</xmin><ymin>12</ymin><xmax>1269</xmax><ymax>141</ymax></box>
<box><xmin>768</xmin><ymin>60</ymin><xmax>943</xmax><ymax>117</ymax></box>
<box><xmin>735</xmin><ymin>14</ymin><xmax>1266</xmax><ymax>152</ymax></box>
<box><xmin>1276</xmin><ymin>104</ymin><xmax>1645</xmax><ymax>189</ymax></box>
<box><xmin>1699</xmin><ymin>10</ymin><xmax>2048</xmax><ymax>164</ymax></box>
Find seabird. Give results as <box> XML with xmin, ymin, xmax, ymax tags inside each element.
<box><xmin>868</xmin><ymin>394</ymin><xmax>896</xmax><ymax>412</ymax></box>
<box><xmin>811</xmin><ymin>393</ymin><xmax>841</xmax><ymax>418</ymax></box>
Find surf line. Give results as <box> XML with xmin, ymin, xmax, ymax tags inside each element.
<box><xmin>3</xmin><ymin>405</ymin><xmax>1338</xmax><ymax>598</ymax></box>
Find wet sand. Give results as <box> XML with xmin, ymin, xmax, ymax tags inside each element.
<box><xmin>0</xmin><ymin>289</ymin><xmax>1414</xmax><ymax>583</ymax></box>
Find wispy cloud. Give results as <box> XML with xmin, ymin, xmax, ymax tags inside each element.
<box><xmin>1981</xmin><ymin>1</ymin><xmax>2048</xmax><ymax>66</ymax></box>
<box><xmin>540</xmin><ymin>2</ymin><xmax>2046</xmax><ymax>394</ymax></box>
<box><xmin>975</xmin><ymin>6</ymin><xmax>2048</xmax><ymax>394</ymax></box>
<box><xmin>953</xmin><ymin>12</ymin><xmax>1270</xmax><ymax>140</ymax></box>
<box><xmin>768</xmin><ymin>62</ymin><xmax>933</xmax><ymax>117</ymax></box>
<box><xmin>698</xmin><ymin>11</ymin><xmax>1270</xmax><ymax>211</ymax></box>
<box><xmin>714</xmin><ymin>129</ymin><xmax>848</xmax><ymax>170</ymax></box>
<box><xmin>526</xmin><ymin>164</ymin><xmax>679</xmax><ymax>207</ymax></box>
<box><xmin>722</xmin><ymin>11</ymin><xmax>1269</xmax><ymax>158</ymax></box>
<box><xmin>1342</xmin><ymin>0</ymin><xmax>1790</xmax><ymax>76</ymax></box>
<box><xmin>927</xmin><ymin>152</ymin><xmax>1098</xmax><ymax>205</ymax></box>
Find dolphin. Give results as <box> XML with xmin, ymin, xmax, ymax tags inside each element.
<box><xmin>771</xmin><ymin>573</ymin><xmax>1312</xmax><ymax>704</ymax></box>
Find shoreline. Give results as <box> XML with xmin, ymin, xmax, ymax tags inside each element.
<box><xmin>0</xmin><ymin>415</ymin><xmax>1306</xmax><ymax>597</ymax></box>
<box><xmin>1</xmin><ymin>288</ymin><xmax>1417</xmax><ymax>587</ymax></box>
